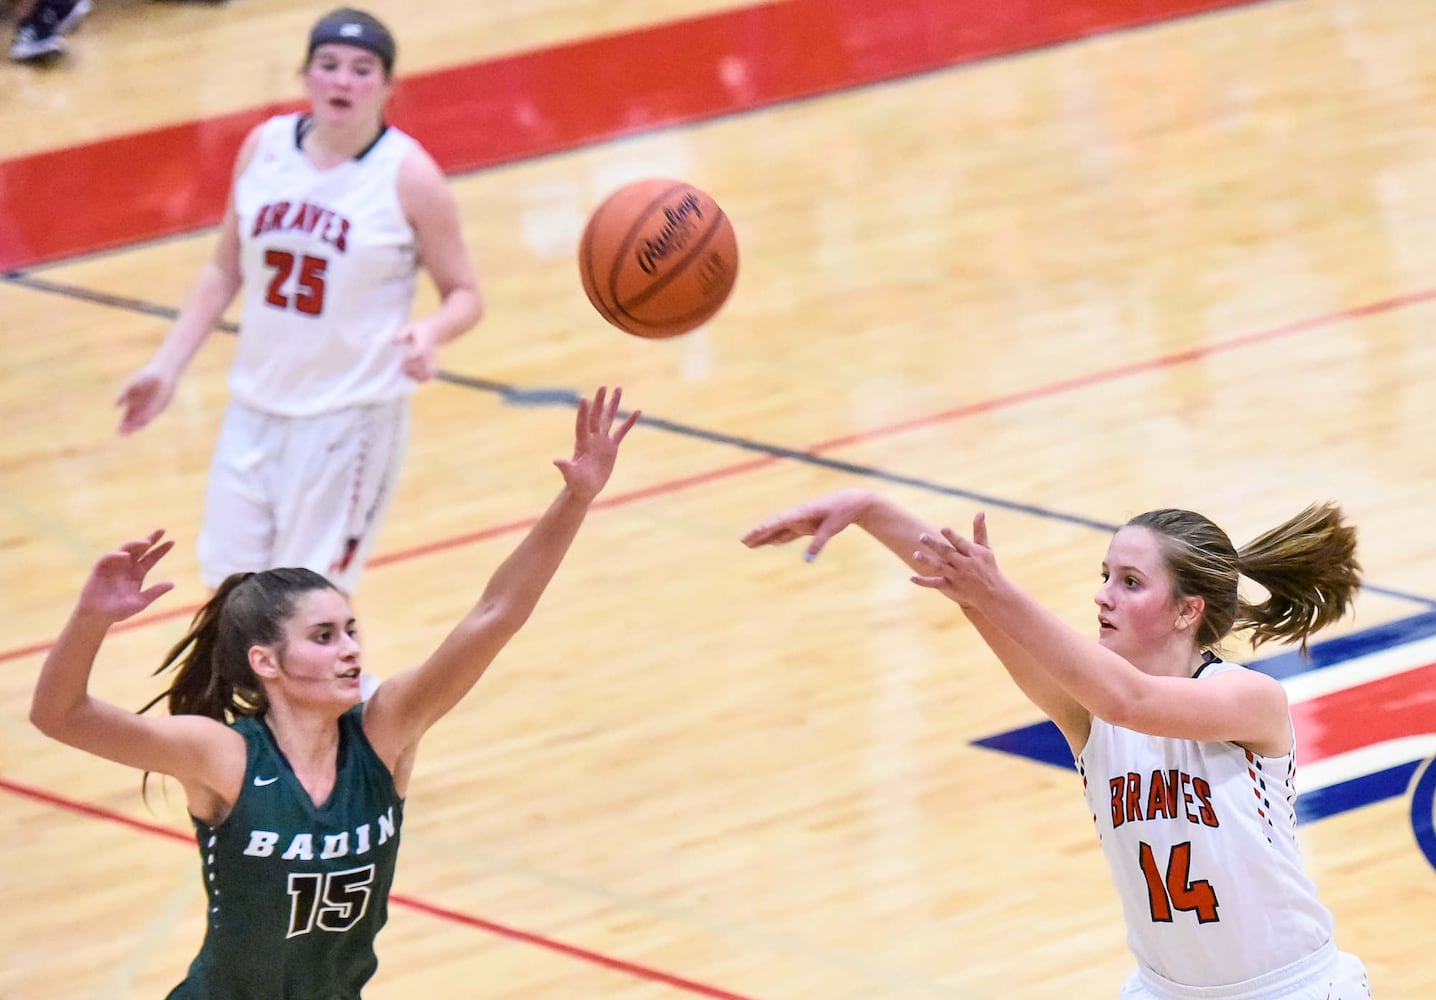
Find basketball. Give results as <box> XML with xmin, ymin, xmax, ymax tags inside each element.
<box><xmin>578</xmin><ymin>178</ymin><xmax>739</xmax><ymax>339</ymax></box>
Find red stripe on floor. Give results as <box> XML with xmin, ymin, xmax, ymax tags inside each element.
<box><xmin>0</xmin><ymin>0</ymin><xmax>1261</xmax><ymax>271</ymax></box>
<box><xmin>0</xmin><ymin>776</ymin><xmax>763</xmax><ymax>999</ymax></box>
<box><xmin>1292</xmin><ymin>662</ymin><xmax>1436</xmax><ymax>761</ymax></box>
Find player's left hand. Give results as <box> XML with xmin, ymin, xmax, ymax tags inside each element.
<box><xmin>555</xmin><ymin>386</ymin><xmax>639</xmax><ymax>502</ymax></box>
<box><xmin>394</xmin><ymin>322</ymin><xmax>442</xmax><ymax>381</ymax></box>
<box><xmin>910</xmin><ymin>512</ymin><xmax>1000</xmax><ymax>609</ymax></box>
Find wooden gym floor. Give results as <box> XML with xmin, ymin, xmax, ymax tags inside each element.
<box><xmin>1</xmin><ymin>0</ymin><xmax>1434</xmax><ymax>997</ymax></box>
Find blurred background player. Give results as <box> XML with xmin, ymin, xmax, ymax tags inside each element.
<box><xmin>114</xmin><ymin>7</ymin><xmax>483</xmax><ymax>607</ymax></box>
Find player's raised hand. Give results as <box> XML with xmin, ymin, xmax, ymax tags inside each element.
<box><xmin>76</xmin><ymin>531</ymin><xmax>176</xmax><ymax>623</ymax></box>
<box><xmin>911</xmin><ymin>512</ymin><xmax>1000</xmax><ymax>609</ymax></box>
<box><xmin>555</xmin><ymin>386</ymin><xmax>640</xmax><ymax>501</ymax></box>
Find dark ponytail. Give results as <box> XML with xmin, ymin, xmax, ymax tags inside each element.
<box><xmin>138</xmin><ymin>567</ymin><xmax>337</xmax><ymax>801</ymax></box>
<box><xmin>140</xmin><ymin>567</ymin><xmax>338</xmax><ymax>722</ymax></box>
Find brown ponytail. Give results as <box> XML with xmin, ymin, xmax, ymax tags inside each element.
<box><xmin>1126</xmin><ymin>503</ymin><xmax>1360</xmax><ymax>655</ymax></box>
<box><xmin>1234</xmin><ymin>502</ymin><xmax>1361</xmax><ymax>654</ymax></box>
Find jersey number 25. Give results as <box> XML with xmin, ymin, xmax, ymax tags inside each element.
<box><xmin>264</xmin><ymin>250</ymin><xmax>328</xmax><ymax>317</ymax></box>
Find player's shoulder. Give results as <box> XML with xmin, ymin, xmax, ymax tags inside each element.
<box><xmin>394</xmin><ymin>140</ymin><xmax>454</xmax><ymax>219</ymax></box>
<box><xmin>394</xmin><ymin>136</ymin><xmax>443</xmax><ymax>184</ymax></box>
<box><xmin>234</xmin><ymin>113</ymin><xmax>301</xmax><ymax>176</ymax></box>
<box><xmin>1196</xmin><ymin>657</ymin><xmax>1284</xmax><ymax>693</ymax></box>
<box><xmin>247</xmin><ymin>112</ymin><xmax>303</xmax><ymax>146</ymax></box>
<box><xmin>1197</xmin><ymin>657</ymin><xmax>1277</xmax><ymax>684</ymax></box>
<box><xmin>225</xmin><ymin>713</ymin><xmax>266</xmax><ymax>747</ymax></box>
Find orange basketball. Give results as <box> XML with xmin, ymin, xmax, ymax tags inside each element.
<box><xmin>578</xmin><ymin>178</ymin><xmax>739</xmax><ymax>339</ymax></box>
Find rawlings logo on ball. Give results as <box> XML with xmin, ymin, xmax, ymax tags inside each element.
<box><xmin>636</xmin><ymin>194</ymin><xmax>704</xmax><ymax>275</ymax></box>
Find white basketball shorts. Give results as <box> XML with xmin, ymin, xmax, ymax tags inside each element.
<box><xmin>197</xmin><ymin>398</ymin><xmax>410</xmax><ymax>594</ymax></box>
<box><xmin>1119</xmin><ymin>942</ymin><xmax>1370</xmax><ymax>1000</ymax></box>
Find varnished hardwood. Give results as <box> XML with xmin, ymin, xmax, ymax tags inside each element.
<box><xmin>2</xmin><ymin>1</ymin><xmax>1434</xmax><ymax>997</ymax></box>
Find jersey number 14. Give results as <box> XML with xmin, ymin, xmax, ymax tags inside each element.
<box><xmin>1139</xmin><ymin>840</ymin><xmax>1220</xmax><ymax>923</ymax></box>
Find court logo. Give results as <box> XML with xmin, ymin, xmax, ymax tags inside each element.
<box><xmin>1409</xmin><ymin>756</ymin><xmax>1436</xmax><ymax>873</ymax></box>
<box><xmin>974</xmin><ymin>610</ymin><xmax>1436</xmax><ymax>873</ymax></box>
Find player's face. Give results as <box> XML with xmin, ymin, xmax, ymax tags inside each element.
<box><xmin>304</xmin><ymin>44</ymin><xmax>391</xmax><ymax>126</ymax></box>
<box><xmin>272</xmin><ymin>588</ymin><xmax>364</xmax><ymax>703</ymax></box>
<box><xmin>1094</xmin><ymin>526</ymin><xmax>1188</xmax><ymax>665</ymax></box>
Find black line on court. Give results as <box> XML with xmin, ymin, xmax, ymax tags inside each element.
<box><xmin>1360</xmin><ymin>585</ymin><xmax>1436</xmax><ymax>610</ymax></box>
<box><xmin>8</xmin><ymin>270</ymin><xmax>1436</xmax><ymax>610</ymax></box>
<box><xmin>5</xmin><ymin>272</ymin><xmax>209</xmax><ymax>326</ymax></box>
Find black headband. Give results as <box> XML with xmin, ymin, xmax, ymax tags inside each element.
<box><xmin>307</xmin><ymin>8</ymin><xmax>396</xmax><ymax>73</ymax></box>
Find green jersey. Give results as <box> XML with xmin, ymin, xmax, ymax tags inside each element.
<box><xmin>166</xmin><ymin>705</ymin><xmax>404</xmax><ymax>999</ymax></box>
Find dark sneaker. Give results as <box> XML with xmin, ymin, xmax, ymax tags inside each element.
<box><xmin>9</xmin><ymin>0</ymin><xmax>92</xmax><ymax>61</ymax></box>
<box><xmin>9</xmin><ymin>23</ymin><xmax>66</xmax><ymax>61</ymax></box>
<box><xmin>55</xmin><ymin>0</ymin><xmax>94</xmax><ymax>35</ymax></box>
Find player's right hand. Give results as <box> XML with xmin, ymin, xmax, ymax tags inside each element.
<box><xmin>115</xmin><ymin>368</ymin><xmax>176</xmax><ymax>434</ymax></box>
<box><xmin>741</xmin><ymin>488</ymin><xmax>874</xmax><ymax>562</ymax></box>
<box><xmin>77</xmin><ymin>530</ymin><xmax>175</xmax><ymax>623</ymax></box>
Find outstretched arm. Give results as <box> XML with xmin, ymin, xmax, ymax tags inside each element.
<box><xmin>743</xmin><ymin>490</ymin><xmax>1091</xmax><ymax>751</ymax></box>
<box><xmin>913</xmin><ymin>525</ymin><xmax>1289</xmax><ymax>754</ymax></box>
<box><xmin>31</xmin><ymin>533</ymin><xmax>245</xmax><ymax>810</ymax></box>
<box><xmin>363</xmin><ymin>387</ymin><xmax>640</xmax><ymax>774</ymax></box>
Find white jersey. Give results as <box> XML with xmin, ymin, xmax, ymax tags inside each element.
<box><xmin>230</xmin><ymin>113</ymin><xmax>420</xmax><ymax>417</ymax></box>
<box><xmin>1076</xmin><ymin>658</ymin><xmax>1335</xmax><ymax>988</ymax></box>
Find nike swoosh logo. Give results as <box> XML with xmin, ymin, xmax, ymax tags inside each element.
<box><xmin>253</xmin><ymin>776</ymin><xmax>280</xmax><ymax>787</ymax></box>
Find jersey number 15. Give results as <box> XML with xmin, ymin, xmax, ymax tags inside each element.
<box><xmin>286</xmin><ymin>865</ymin><xmax>374</xmax><ymax>938</ymax></box>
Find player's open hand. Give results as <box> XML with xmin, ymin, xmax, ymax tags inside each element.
<box><xmin>76</xmin><ymin>531</ymin><xmax>176</xmax><ymax>623</ymax></box>
<box><xmin>115</xmin><ymin>368</ymin><xmax>177</xmax><ymax>435</ymax></box>
<box><xmin>555</xmin><ymin>386</ymin><xmax>639</xmax><ymax>501</ymax></box>
<box><xmin>740</xmin><ymin>488</ymin><xmax>874</xmax><ymax>562</ymax></box>
<box><xmin>910</xmin><ymin>512</ymin><xmax>1000</xmax><ymax>609</ymax></box>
